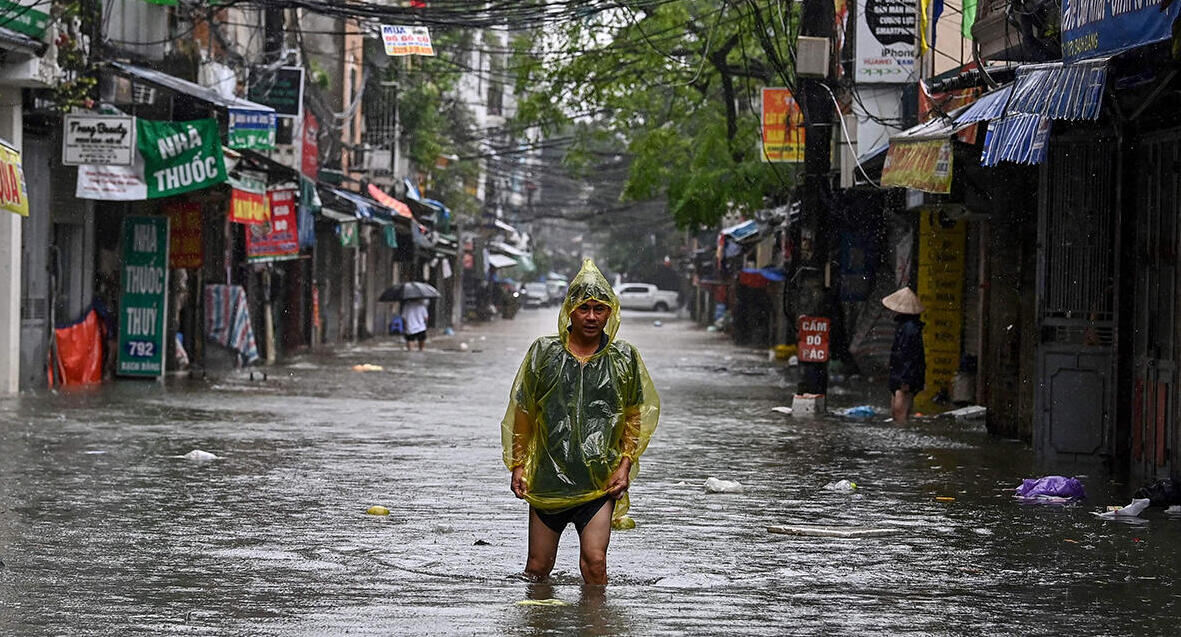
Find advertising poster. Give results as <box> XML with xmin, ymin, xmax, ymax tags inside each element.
<box><xmin>856</xmin><ymin>0</ymin><xmax>918</xmax><ymax>84</ymax></box>
<box><xmin>761</xmin><ymin>87</ymin><xmax>805</xmax><ymax>163</ymax></box>
<box><xmin>165</xmin><ymin>201</ymin><xmax>203</xmax><ymax>269</ymax></box>
<box><xmin>116</xmin><ymin>216</ymin><xmax>169</xmax><ymax>378</ymax></box>
<box><xmin>0</xmin><ymin>140</ymin><xmax>28</xmax><ymax>216</ymax></box>
<box><xmin>62</xmin><ymin>114</ymin><xmax>136</xmax><ymax>166</ymax></box>
<box><xmin>914</xmin><ymin>209</ymin><xmax>965</xmax><ymax>413</ymax></box>
<box><xmin>381</xmin><ymin>25</ymin><xmax>436</xmax><ymax>56</ymax></box>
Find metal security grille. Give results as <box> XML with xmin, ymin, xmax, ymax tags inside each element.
<box><xmin>1040</xmin><ymin>138</ymin><xmax>1117</xmax><ymax>329</ymax></box>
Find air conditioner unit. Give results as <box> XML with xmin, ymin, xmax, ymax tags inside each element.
<box><xmin>795</xmin><ymin>36</ymin><xmax>831</xmax><ymax>78</ymax></box>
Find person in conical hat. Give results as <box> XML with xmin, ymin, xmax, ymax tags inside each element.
<box><xmin>883</xmin><ymin>287</ymin><xmax>925</xmax><ymax>424</ymax></box>
<box><xmin>501</xmin><ymin>258</ymin><xmax>660</xmax><ymax>585</ymax></box>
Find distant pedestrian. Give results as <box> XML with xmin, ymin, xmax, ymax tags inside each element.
<box><xmin>883</xmin><ymin>287</ymin><xmax>925</xmax><ymax>424</ymax></box>
<box><xmin>501</xmin><ymin>259</ymin><xmax>660</xmax><ymax>586</ymax></box>
<box><xmin>401</xmin><ymin>298</ymin><xmax>429</xmax><ymax>351</ymax></box>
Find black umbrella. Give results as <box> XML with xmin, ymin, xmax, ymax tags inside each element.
<box><xmin>379</xmin><ymin>281</ymin><xmax>441</xmax><ymax>302</ymax></box>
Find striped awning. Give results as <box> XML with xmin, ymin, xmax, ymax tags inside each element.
<box><xmin>981</xmin><ymin>114</ymin><xmax>1052</xmax><ymax>167</ymax></box>
<box><xmin>1007</xmin><ymin>58</ymin><xmax>1108</xmax><ymax>120</ymax></box>
<box><xmin>956</xmin><ymin>84</ymin><xmax>1014</xmax><ymax>125</ymax></box>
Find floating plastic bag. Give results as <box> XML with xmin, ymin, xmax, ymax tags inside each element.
<box><xmin>1014</xmin><ymin>476</ymin><xmax>1086</xmax><ymax>501</ymax></box>
<box><xmin>837</xmin><ymin>405</ymin><xmax>879</xmax><ymax>419</ymax></box>
<box><xmin>1133</xmin><ymin>478</ymin><xmax>1181</xmax><ymax>507</ymax></box>
<box><xmin>704</xmin><ymin>477</ymin><xmax>744</xmax><ymax>494</ymax></box>
<box><xmin>824</xmin><ymin>479</ymin><xmax>858</xmax><ymax>493</ymax></box>
<box><xmin>51</xmin><ymin>308</ymin><xmax>104</xmax><ymax>387</ymax></box>
<box><xmin>1092</xmin><ymin>498</ymin><xmax>1151</xmax><ymax>521</ymax></box>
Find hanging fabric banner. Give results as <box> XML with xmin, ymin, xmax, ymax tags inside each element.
<box><xmin>880</xmin><ymin>138</ymin><xmax>953</xmax><ymax>193</ymax></box>
<box><xmin>165</xmin><ymin>201</ymin><xmax>204</xmax><ymax>269</ymax></box>
<box><xmin>137</xmin><ymin>118</ymin><xmax>227</xmax><ymax>198</ymax></box>
<box><xmin>247</xmin><ymin>187</ymin><xmax>299</xmax><ymax>261</ymax></box>
<box><xmin>298</xmin><ymin>176</ymin><xmax>319</xmax><ymax>248</ymax></box>
<box><xmin>0</xmin><ymin>140</ymin><xmax>29</xmax><ymax>217</ymax></box>
<box><xmin>228</xmin><ymin>171</ymin><xmax>268</xmax><ymax>225</ymax></box>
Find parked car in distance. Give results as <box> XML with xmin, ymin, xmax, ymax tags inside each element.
<box><xmin>614</xmin><ymin>283</ymin><xmax>679</xmax><ymax>311</ymax></box>
<box><xmin>546</xmin><ymin>278</ymin><xmax>568</xmax><ymax>302</ymax></box>
<box><xmin>522</xmin><ymin>282</ymin><xmax>551</xmax><ymax>307</ymax></box>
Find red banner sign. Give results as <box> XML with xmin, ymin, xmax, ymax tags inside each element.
<box><xmin>797</xmin><ymin>316</ymin><xmax>831</xmax><ymax>363</ymax></box>
<box><xmin>247</xmin><ymin>188</ymin><xmax>299</xmax><ymax>261</ymax></box>
<box><xmin>230</xmin><ymin>187</ymin><xmax>268</xmax><ymax>225</ymax></box>
<box><xmin>761</xmin><ymin>87</ymin><xmax>805</xmax><ymax>163</ymax></box>
<box><xmin>165</xmin><ymin>201</ymin><xmax>203</xmax><ymax>269</ymax></box>
<box><xmin>301</xmin><ymin>112</ymin><xmax>319</xmax><ymax>180</ymax></box>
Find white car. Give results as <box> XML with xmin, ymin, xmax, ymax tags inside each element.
<box><xmin>614</xmin><ymin>283</ymin><xmax>679</xmax><ymax>311</ymax></box>
<box><xmin>521</xmin><ymin>282</ymin><xmax>550</xmax><ymax>307</ymax></box>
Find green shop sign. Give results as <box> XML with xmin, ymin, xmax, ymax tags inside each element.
<box><xmin>116</xmin><ymin>216</ymin><xmax>169</xmax><ymax>378</ymax></box>
<box><xmin>0</xmin><ymin>0</ymin><xmax>51</xmax><ymax>39</ymax></box>
<box><xmin>137</xmin><ymin>118</ymin><xmax>227</xmax><ymax>198</ymax></box>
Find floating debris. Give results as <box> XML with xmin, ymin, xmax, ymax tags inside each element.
<box><xmin>704</xmin><ymin>477</ymin><xmax>744</xmax><ymax>494</ymax></box>
<box><xmin>366</xmin><ymin>505</ymin><xmax>390</xmax><ymax>516</ymax></box>
<box><xmin>767</xmin><ymin>525</ymin><xmax>901</xmax><ymax>538</ymax></box>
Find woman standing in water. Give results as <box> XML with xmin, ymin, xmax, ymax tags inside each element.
<box><xmin>883</xmin><ymin>287</ymin><xmax>925</xmax><ymax>424</ymax></box>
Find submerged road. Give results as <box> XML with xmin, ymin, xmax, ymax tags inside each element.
<box><xmin>1</xmin><ymin>308</ymin><xmax>1178</xmax><ymax>635</ymax></box>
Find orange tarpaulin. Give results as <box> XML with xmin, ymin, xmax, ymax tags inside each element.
<box><xmin>51</xmin><ymin>309</ymin><xmax>104</xmax><ymax>387</ymax></box>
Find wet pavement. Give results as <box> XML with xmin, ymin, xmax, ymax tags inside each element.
<box><xmin>1</xmin><ymin>308</ymin><xmax>1179</xmax><ymax>635</ymax></box>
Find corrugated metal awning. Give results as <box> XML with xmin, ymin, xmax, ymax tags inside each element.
<box><xmin>956</xmin><ymin>84</ymin><xmax>1014</xmax><ymax>124</ymax></box>
<box><xmin>1007</xmin><ymin>58</ymin><xmax>1108</xmax><ymax>120</ymax></box>
<box><xmin>981</xmin><ymin>114</ymin><xmax>1052</xmax><ymax>167</ymax></box>
<box><xmin>110</xmin><ymin>61</ymin><xmax>275</xmax><ymax>114</ymax></box>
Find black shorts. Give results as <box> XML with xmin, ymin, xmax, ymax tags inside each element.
<box><xmin>403</xmin><ymin>330</ymin><xmax>426</xmax><ymax>343</ymax></box>
<box><xmin>533</xmin><ymin>496</ymin><xmax>614</xmax><ymax>534</ymax></box>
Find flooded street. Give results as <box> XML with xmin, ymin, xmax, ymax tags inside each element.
<box><xmin>1</xmin><ymin>309</ymin><xmax>1179</xmax><ymax>635</ymax></box>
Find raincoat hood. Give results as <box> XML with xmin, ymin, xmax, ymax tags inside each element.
<box><xmin>558</xmin><ymin>259</ymin><xmax>621</xmax><ymax>348</ymax></box>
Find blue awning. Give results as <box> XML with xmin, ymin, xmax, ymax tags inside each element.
<box><xmin>1007</xmin><ymin>58</ymin><xmax>1108</xmax><ymax>120</ymax></box>
<box><xmin>721</xmin><ymin>219</ymin><xmax>760</xmax><ymax>242</ymax></box>
<box><xmin>981</xmin><ymin>114</ymin><xmax>1053</xmax><ymax>167</ymax></box>
<box><xmin>956</xmin><ymin>84</ymin><xmax>1014</xmax><ymax>125</ymax></box>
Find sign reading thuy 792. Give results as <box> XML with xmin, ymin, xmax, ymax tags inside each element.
<box><xmin>116</xmin><ymin>216</ymin><xmax>169</xmax><ymax>378</ymax></box>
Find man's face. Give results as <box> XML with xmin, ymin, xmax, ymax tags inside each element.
<box><xmin>570</xmin><ymin>299</ymin><xmax>611</xmax><ymax>340</ymax></box>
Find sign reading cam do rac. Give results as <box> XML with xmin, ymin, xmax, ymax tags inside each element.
<box><xmin>117</xmin><ymin>216</ymin><xmax>169</xmax><ymax>378</ymax></box>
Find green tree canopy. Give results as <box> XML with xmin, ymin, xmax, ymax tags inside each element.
<box><xmin>511</xmin><ymin>1</ymin><xmax>801</xmax><ymax>229</ymax></box>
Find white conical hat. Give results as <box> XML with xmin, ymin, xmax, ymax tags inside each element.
<box><xmin>882</xmin><ymin>287</ymin><xmax>924</xmax><ymax>314</ymax></box>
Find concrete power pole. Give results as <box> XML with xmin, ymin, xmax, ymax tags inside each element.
<box><xmin>796</xmin><ymin>0</ymin><xmax>836</xmax><ymax>399</ymax></box>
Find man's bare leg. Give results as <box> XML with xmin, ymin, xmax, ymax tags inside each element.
<box><xmin>525</xmin><ymin>509</ymin><xmax>561</xmax><ymax>580</ymax></box>
<box><xmin>892</xmin><ymin>390</ymin><xmax>912</xmax><ymax>424</ymax></box>
<box><xmin>577</xmin><ymin>501</ymin><xmax>613</xmax><ymax>586</ymax></box>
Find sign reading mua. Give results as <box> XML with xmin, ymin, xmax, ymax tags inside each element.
<box><xmin>137</xmin><ymin>118</ymin><xmax>227</xmax><ymax>198</ymax></box>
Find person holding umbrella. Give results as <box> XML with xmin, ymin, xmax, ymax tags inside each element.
<box><xmin>882</xmin><ymin>286</ymin><xmax>925</xmax><ymax>424</ymax></box>
<box><xmin>378</xmin><ymin>281</ymin><xmax>441</xmax><ymax>351</ymax></box>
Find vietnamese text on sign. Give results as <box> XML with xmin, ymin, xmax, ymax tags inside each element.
<box><xmin>62</xmin><ymin>114</ymin><xmax>136</xmax><ymax>166</ymax></box>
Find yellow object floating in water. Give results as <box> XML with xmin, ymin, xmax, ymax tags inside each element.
<box><xmin>935</xmin><ymin>496</ymin><xmax>955</xmax><ymax>502</ymax></box>
<box><xmin>611</xmin><ymin>516</ymin><xmax>636</xmax><ymax>530</ymax></box>
<box><xmin>516</xmin><ymin>598</ymin><xmax>570</xmax><ymax>607</ymax></box>
<box><xmin>352</xmin><ymin>364</ymin><xmax>384</xmax><ymax>372</ymax></box>
<box><xmin>366</xmin><ymin>505</ymin><xmax>390</xmax><ymax>515</ymax></box>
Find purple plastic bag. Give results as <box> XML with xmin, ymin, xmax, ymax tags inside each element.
<box><xmin>1015</xmin><ymin>476</ymin><xmax>1087</xmax><ymax>500</ymax></box>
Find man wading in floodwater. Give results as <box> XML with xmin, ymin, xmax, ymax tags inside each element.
<box><xmin>501</xmin><ymin>259</ymin><xmax>660</xmax><ymax>586</ymax></box>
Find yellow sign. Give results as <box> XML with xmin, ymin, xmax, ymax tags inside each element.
<box><xmin>761</xmin><ymin>87</ymin><xmax>805</xmax><ymax>163</ymax></box>
<box><xmin>0</xmin><ymin>141</ymin><xmax>28</xmax><ymax>216</ymax></box>
<box><xmin>915</xmin><ymin>209</ymin><xmax>965</xmax><ymax>413</ymax></box>
<box><xmin>881</xmin><ymin>138</ymin><xmax>953</xmax><ymax>193</ymax></box>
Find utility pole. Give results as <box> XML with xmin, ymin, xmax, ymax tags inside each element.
<box><xmin>796</xmin><ymin>0</ymin><xmax>836</xmax><ymax>399</ymax></box>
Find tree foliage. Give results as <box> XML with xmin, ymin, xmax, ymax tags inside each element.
<box><xmin>511</xmin><ymin>1</ymin><xmax>801</xmax><ymax>229</ymax></box>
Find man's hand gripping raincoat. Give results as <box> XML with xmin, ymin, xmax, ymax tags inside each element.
<box><xmin>501</xmin><ymin>260</ymin><xmax>660</xmax><ymax>527</ymax></box>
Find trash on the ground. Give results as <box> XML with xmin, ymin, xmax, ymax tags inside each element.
<box><xmin>767</xmin><ymin>525</ymin><xmax>901</xmax><ymax>538</ymax></box>
<box><xmin>943</xmin><ymin>405</ymin><xmax>987</xmax><ymax>421</ymax></box>
<box><xmin>1014</xmin><ymin>476</ymin><xmax>1087</xmax><ymax>502</ymax></box>
<box><xmin>612</xmin><ymin>516</ymin><xmax>636</xmax><ymax>530</ymax></box>
<box><xmin>771</xmin><ymin>406</ymin><xmax>793</xmax><ymax>415</ymax></box>
<box><xmin>936</xmin><ymin>496</ymin><xmax>956</xmax><ymax>502</ymax></box>
<box><xmin>515</xmin><ymin>598</ymin><xmax>570</xmax><ymax>607</ymax></box>
<box><xmin>787</xmin><ymin>355</ymin><xmax>799</xmax><ymax>366</ymax></box>
<box><xmin>83</xmin><ymin>450</ymin><xmax>106</xmax><ymax>455</ymax></box>
<box><xmin>653</xmin><ymin>320</ymin><xmax>663</xmax><ymax>327</ymax></box>
<box><xmin>352</xmin><ymin>363</ymin><xmax>383</xmax><ymax>372</ymax></box>
<box><xmin>443</xmin><ymin>327</ymin><xmax>455</xmax><ymax>336</ymax></box>
<box><xmin>1092</xmin><ymin>498</ymin><xmax>1151</xmax><ymax>520</ymax></box>
<box><xmin>823</xmin><ymin>479</ymin><xmax>858</xmax><ymax>493</ymax></box>
<box><xmin>459</xmin><ymin>342</ymin><xmax>470</xmax><ymax>351</ymax></box>
<box><xmin>473</xmin><ymin>539</ymin><xmax>491</xmax><ymax>546</ymax></box>
<box><xmin>366</xmin><ymin>505</ymin><xmax>390</xmax><ymax>516</ymax></box>
<box><xmin>837</xmin><ymin>405</ymin><xmax>879</xmax><ymax>419</ymax></box>
<box><xmin>704</xmin><ymin>477</ymin><xmax>744</xmax><ymax>494</ymax></box>
<box><xmin>175</xmin><ymin>449</ymin><xmax>218</xmax><ymax>462</ymax></box>
<box><xmin>1133</xmin><ymin>478</ymin><xmax>1181</xmax><ymax>507</ymax></box>
<box><xmin>706</xmin><ymin>325</ymin><xmax>718</xmax><ymax>332</ymax></box>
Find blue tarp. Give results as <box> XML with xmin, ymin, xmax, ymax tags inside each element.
<box><xmin>740</xmin><ymin>267</ymin><xmax>787</xmax><ymax>282</ymax></box>
<box><xmin>981</xmin><ymin>114</ymin><xmax>1053</xmax><ymax>167</ymax></box>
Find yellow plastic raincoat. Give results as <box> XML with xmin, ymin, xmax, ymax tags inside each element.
<box><xmin>501</xmin><ymin>259</ymin><xmax>660</xmax><ymax>526</ymax></box>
